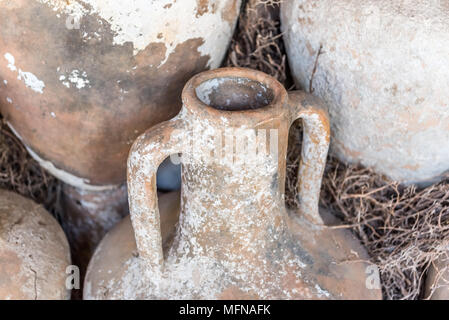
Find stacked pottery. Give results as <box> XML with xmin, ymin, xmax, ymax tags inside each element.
<box><xmin>0</xmin><ymin>0</ymin><xmax>242</xmax><ymax>271</ymax></box>
<box><xmin>281</xmin><ymin>0</ymin><xmax>449</xmax><ymax>185</ymax></box>
<box><xmin>0</xmin><ymin>190</ymin><xmax>71</xmax><ymax>300</ymax></box>
<box><xmin>84</xmin><ymin>68</ymin><xmax>382</xmax><ymax>300</ymax></box>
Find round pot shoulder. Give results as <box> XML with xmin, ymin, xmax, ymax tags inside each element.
<box><xmin>0</xmin><ymin>190</ymin><xmax>71</xmax><ymax>300</ymax></box>
<box><xmin>84</xmin><ymin>191</ymin><xmax>181</xmax><ymax>300</ymax></box>
<box><xmin>281</xmin><ymin>0</ymin><xmax>449</xmax><ymax>185</ymax></box>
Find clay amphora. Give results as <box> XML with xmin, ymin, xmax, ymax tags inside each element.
<box><xmin>0</xmin><ymin>0</ymin><xmax>241</xmax><ymax>269</ymax></box>
<box><xmin>0</xmin><ymin>190</ymin><xmax>71</xmax><ymax>300</ymax></box>
<box><xmin>84</xmin><ymin>68</ymin><xmax>381</xmax><ymax>299</ymax></box>
<box><xmin>281</xmin><ymin>0</ymin><xmax>449</xmax><ymax>185</ymax></box>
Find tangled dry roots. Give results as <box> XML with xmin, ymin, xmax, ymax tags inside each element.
<box><xmin>0</xmin><ymin>118</ymin><xmax>61</xmax><ymax>218</ymax></box>
<box><xmin>0</xmin><ymin>0</ymin><xmax>448</xmax><ymax>300</ymax></box>
<box><xmin>225</xmin><ymin>0</ymin><xmax>289</xmax><ymax>87</ymax></box>
<box><xmin>318</xmin><ymin>161</ymin><xmax>449</xmax><ymax>300</ymax></box>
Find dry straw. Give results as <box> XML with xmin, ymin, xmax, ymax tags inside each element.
<box><xmin>0</xmin><ymin>0</ymin><xmax>448</xmax><ymax>300</ymax></box>
<box><xmin>0</xmin><ymin>119</ymin><xmax>61</xmax><ymax>217</ymax></box>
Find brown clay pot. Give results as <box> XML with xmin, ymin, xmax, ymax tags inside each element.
<box><xmin>0</xmin><ymin>190</ymin><xmax>71</xmax><ymax>300</ymax></box>
<box><xmin>0</xmin><ymin>0</ymin><xmax>241</xmax><ymax>187</ymax></box>
<box><xmin>84</xmin><ymin>67</ymin><xmax>381</xmax><ymax>300</ymax></box>
<box><xmin>0</xmin><ymin>0</ymin><xmax>241</xmax><ymax>267</ymax></box>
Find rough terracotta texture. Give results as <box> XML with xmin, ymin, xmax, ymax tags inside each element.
<box><xmin>0</xmin><ymin>0</ymin><xmax>241</xmax><ymax>189</ymax></box>
<box><xmin>84</xmin><ymin>191</ymin><xmax>181</xmax><ymax>299</ymax></box>
<box><xmin>85</xmin><ymin>68</ymin><xmax>381</xmax><ymax>300</ymax></box>
<box><xmin>0</xmin><ymin>190</ymin><xmax>71</xmax><ymax>300</ymax></box>
<box><xmin>281</xmin><ymin>0</ymin><xmax>449</xmax><ymax>185</ymax></box>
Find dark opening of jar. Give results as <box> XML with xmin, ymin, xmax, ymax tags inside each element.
<box><xmin>195</xmin><ymin>77</ymin><xmax>275</xmax><ymax>111</ymax></box>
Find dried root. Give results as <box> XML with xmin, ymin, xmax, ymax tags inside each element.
<box><xmin>225</xmin><ymin>0</ymin><xmax>291</xmax><ymax>87</ymax></box>
<box><xmin>0</xmin><ymin>118</ymin><xmax>61</xmax><ymax>218</ymax></box>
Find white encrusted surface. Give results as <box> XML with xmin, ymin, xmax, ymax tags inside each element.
<box><xmin>282</xmin><ymin>0</ymin><xmax>449</xmax><ymax>184</ymax></box>
<box><xmin>36</xmin><ymin>0</ymin><xmax>240</xmax><ymax>67</ymax></box>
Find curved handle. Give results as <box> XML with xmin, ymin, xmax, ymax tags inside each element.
<box><xmin>288</xmin><ymin>90</ymin><xmax>330</xmax><ymax>225</ymax></box>
<box><xmin>127</xmin><ymin>117</ymin><xmax>185</xmax><ymax>270</ymax></box>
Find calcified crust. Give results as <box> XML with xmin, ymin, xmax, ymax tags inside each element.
<box><xmin>85</xmin><ymin>68</ymin><xmax>382</xmax><ymax>300</ymax></box>
<box><xmin>0</xmin><ymin>0</ymin><xmax>241</xmax><ymax>187</ymax></box>
<box><xmin>0</xmin><ymin>190</ymin><xmax>71</xmax><ymax>300</ymax></box>
<box><xmin>282</xmin><ymin>0</ymin><xmax>449</xmax><ymax>184</ymax></box>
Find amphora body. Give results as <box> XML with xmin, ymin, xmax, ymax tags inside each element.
<box><xmin>85</xmin><ymin>68</ymin><xmax>381</xmax><ymax>300</ymax></box>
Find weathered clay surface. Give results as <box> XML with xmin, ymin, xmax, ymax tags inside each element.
<box><xmin>0</xmin><ymin>0</ymin><xmax>241</xmax><ymax>188</ymax></box>
<box><xmin>0</xmin><ymin>190</ymin><xmax>71</xmax><ymax>300</ymax></box>
<box><xmin>85</xmin><ymin>68</ymin><xmax>381</xmax><ymax>300</ymax></box>
<box><xmin>84</xmin><ymin>191</ymin><xmax>181</xmax><ymax>299</ymax></box>
<box><xmin>281</xmin><ymin>0</ymin><xmax>449</xmax><ymax>184</ymax></box>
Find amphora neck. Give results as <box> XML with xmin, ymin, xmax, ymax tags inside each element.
<box><xmin>172</xmin><ymin>68</ymin><xmax>290</xmax><ymax>261</ymax></box>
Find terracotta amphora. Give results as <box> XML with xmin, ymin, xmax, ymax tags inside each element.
<box><xmin>281</xmin><ymin>0</ymin><xmax>449</xmax><ymax>185</ymax></box>
<box><xmin>84</xmin><ymin>67</ymin><xmax>381</xmax><ymax>300</ymax></box>
<box><xmin>0</xmin><ymin>190</ymin><xmax>71</xmax><ymax>300</ymax></box>
<box><xmin>0</xmin><ymin>0</ymin><xmax>241</xmax><ymax>269</ymax></box>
